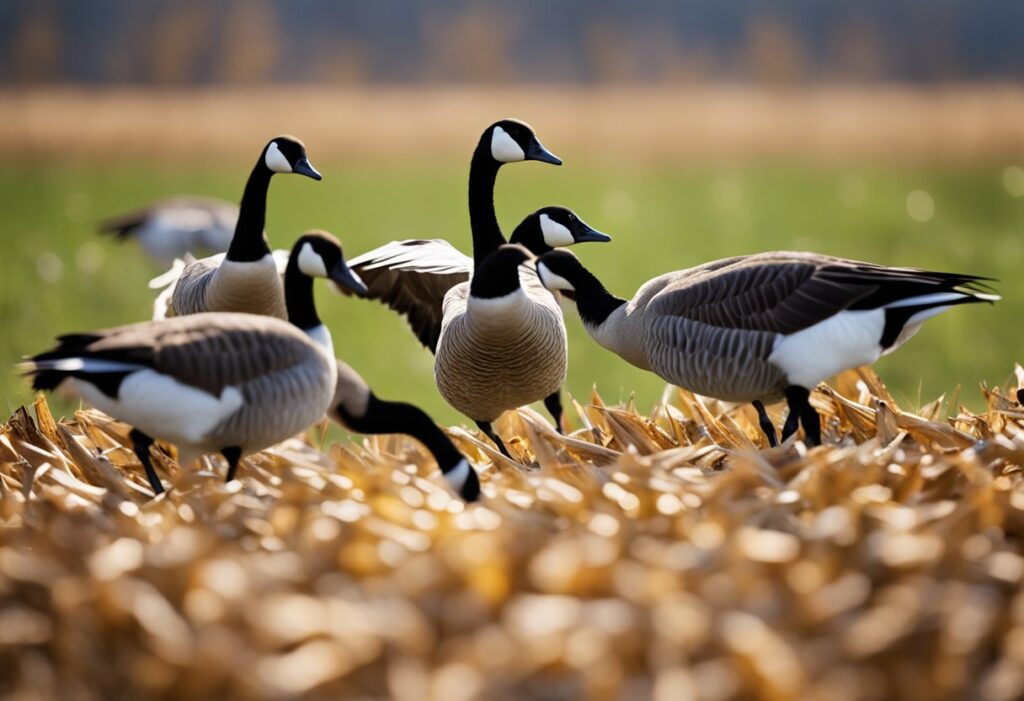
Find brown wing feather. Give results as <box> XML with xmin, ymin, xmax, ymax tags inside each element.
<box><xmin>338</xmin><ymin>240</ymin><xmax>472</xmax><ymax>353</ymax></box>
<box><xmin>69</xmin><ymin>314</ymin><xmax>319</xmax><ymax>396</ymax></box>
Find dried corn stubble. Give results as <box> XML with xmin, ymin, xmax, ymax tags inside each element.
<box><xmin>1</xmin><ymin>367</ymin><xmax>1024</xmax><ymax>701</ymax></box>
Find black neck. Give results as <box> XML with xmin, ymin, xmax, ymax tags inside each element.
<box><xmin>343</xmin><ymin>395</ymin><xmax>465</xmax><ymax>472</ymax></box>
<box><xmin>573</xmin><ymin>267</ymin><xmax>627</xmax><ymax>327</ymax></box>
<box><xmin>469</xmin><ymin>144</ymin><xmax>505</xmax><ymax>268</ymax></box>
<box><xmin>284</xmin><ymin>258</ymin><xmax>320</xmax><ymax>330</ymax></box>
<box><xmin>226</xmin><ymin>159</ymin><xmax>273</xmax><ymax>262</ymax></box>
<box><xmin>470</xmin><ymin>252</ymin><xmax>523</xmax><ymax>299</ymax></box>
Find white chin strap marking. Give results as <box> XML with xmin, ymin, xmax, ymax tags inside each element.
<box><xmin>539</xmin><ymin>214</ymin><xmax>575</xmax><ymax>248</ymax></box>
<box><xmin>537</xmin><ymin>263</ymin><xmax>575</xmax><ymax>292</ymax></box>
<box><xmin>490</xmin><ymin>126</ymin><xmax>525</xmax><ymax>163</ymax></box>
<box><xmin>264</xmin><ymin>141</ymin><xmax>293</xmax><ymax>173</ymax></box>
<box><xmin>297</xmin><ymin>242</ymin><xmax>328</xmax><ymax>277</ymax></box>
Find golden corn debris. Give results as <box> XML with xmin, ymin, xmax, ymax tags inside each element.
<box><xmin>2</xmin><ymin>367</ymin><xmax>1024</xmax><ymax>700</ymax></box>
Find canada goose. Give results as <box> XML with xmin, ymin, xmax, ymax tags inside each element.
<box><xmin>340</xmin><ymin>207</ymin><xmax>610</xmax><ymax>439</ymax></box>
<box><xmin>536</xmin><ymin>250</ymin><xmax>998</xmax><ymax>447</ymax></box>
<box><xmin>23</xmin><ymin>231</ymin><xmax>366</xmax><ymax>496</ymax></box>
<box><xmin>330</xmin><ymin>359</ymin><xmax>481</xmax><ymax>502</ymax></box>
<box><xmin>433</xmin><ymin>244</ymin><xmax>567</xmax><ymax>458</ymax></box>
<box><xmin>99</xmin><ymin>195</ymin><xmax>237</xmax><ymax>265</ymax></box>
<box><xmin>153</xmin><ymin>136</ymin><xmax>321</xmax><ymax>319</ymax></box>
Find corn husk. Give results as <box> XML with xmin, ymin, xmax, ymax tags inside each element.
<box><xmin>2</xmin><ymin>367</ymin><xmax>1024</xmax><ymax>701</ymax></box>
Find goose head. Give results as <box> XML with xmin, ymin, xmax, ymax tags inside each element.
<box><xmin>535</xmin><ymin>249</ymin><xmax>587</xmax><ymax>296</ymax></box>
<box><xmin>483</xmin><ymin>119</ymin><xmax>562</xmax><ymax>166</ymax></box>
<box><xmin>293</xmin><ymin>230</ymin><xmax>368</xmax><ymax>295</ymax></box>
<box><xmin>469</xmin><ymin>244</ymin><xmax>534</xmax><ymax>301</ymax></box>
<box><xmin>510</xmin><ymin>206</ymin><xmax>612</xmax><ymax>255</ymax></box>
<box><xmin>263</xmin><ymin>136</ymin><xmax>322</xmax><ymax>180</ymax></box>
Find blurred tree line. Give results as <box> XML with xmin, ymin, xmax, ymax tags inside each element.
<box><xmin>2</xmin><ymin>0</ymin><xmax>1022</xmax><ymax>86</ymax></box>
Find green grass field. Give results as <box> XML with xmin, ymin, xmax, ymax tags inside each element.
<box><xmin>1</xmin><ymin>160</ymin><xmax>1021</xmax><ymax>428</ymax></box>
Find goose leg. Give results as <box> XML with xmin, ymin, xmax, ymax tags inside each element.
<box><xmin>752</xmin><ymin>400</ymin><xmax>778</xmax><ymax>447</ymax></box>
<box><xmin>129</xmin><ymin>428</ymin><xmax>164</xmax><ymax>496</ymax></box>
<box><xmin>800</xmin><ymin>399</ymin><xmax>822</xmax><ymax>447</ymax></box>
<box><xmin>222</xmin><ymin>447</ymin><xmax>242</xmax><ymax>482</ymax></box>
<box><xmin>780</xmin><ymin>386</ymin><xmax>807</xmax><ymax>443</ymax></box>
<box><xmin>475</xmin><ymin>420</ymin><xmax>512</xmax><ymax>460</ymax></box>
<box><xmin>544</xmin><ymin>391</ymin><xmax>565</xmax><ymax>434</ymax></box>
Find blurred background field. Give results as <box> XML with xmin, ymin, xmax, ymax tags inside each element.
<box><xmin>3</xmin><ymin>1</ymin><xmax>1024</xmax><ymax>426</ymax></box>
<box><xmin>1</xmin><ymin>88</ymin><xmax>1023</xmax><ymax>427</ymax></box>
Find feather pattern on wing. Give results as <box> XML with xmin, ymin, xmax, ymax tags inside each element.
<box><xmin>339</xmin><ymin>239</ymin><xmax>474</xmax><ymax>352</ymax></box>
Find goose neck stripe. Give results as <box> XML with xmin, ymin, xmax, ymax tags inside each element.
<box><xmin>227</xmin><ymin>157</ymin><xmax>273</xmax><ymax>262</ymax></box>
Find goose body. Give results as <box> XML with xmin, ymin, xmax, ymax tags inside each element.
<box><xmin>100</xmin><ymin>195</ymin><xmax>237</xmax><ymax>265</ymax></box>
<box><xmin>431</xmin><ymin>245</ymin><xmax>568</xmax><ymax>455</ymax></box>
<box><xmin>155</xmin><ymin>136</ymin><xmax>321</xmax><ymax>319</ymax></box>
<box><xmin>537</xmin><ymin>250</ymin><xmax>998</xmax><ymax>446</ymax></box>
<box><xmin>25</xmin><ymin>232</ymin><xmax>366</xmax><ymax>495</ymax></box>
<box><xmin>340</xmin><ymin>201</ymin><xmax>611</xmax><ymax>454</ymax></box>
<box><xmin>35</xmin><ymin>314</ymin><xmax>336</xmax><ymax>458</ymax></box>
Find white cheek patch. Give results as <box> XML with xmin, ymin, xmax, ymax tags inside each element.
<box><xmin>264</xmin><ymin>142</ymin><xmax>293</xmax><ymax>173</ymax></box>
<box><xmin>539</xmin><ymin>214</ymin><xmax>575</xmax><ymax>248</ymax></box>
<box><xmin>490</xmin><ymin>126</ymin><xmax>525</xmax><ymax>163</ymax></box>
<box><xmin>297</xmin><ymin>243</ymin><xmax>328</xmax><ymax>278</ymax></box>
<box><xmin>537</xmin><ymin>263</ymin><xmax>575</xmax><ymax>292</ymax></box>
<box><xmin>444</xmin><ymin>459</ymin><xmax>472</xmax><ymax>494</ymax></box>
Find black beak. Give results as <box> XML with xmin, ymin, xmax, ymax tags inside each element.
<box><xmin>574</xmin><ymin>221</ymin><xmax>612</xmax><ymax>244</ymax></box>
<box><xmin>330</xmin><ymin>261</ymin><xmax>367</xmax><ymax>296</ymax></box>
<box><xmin>293</xmin><ymin>156</ymin><xmax>322</xmax><ymax>181</ymax></box>
<box><xmin>525</xmin><ymin>137</ymin><xmax>562</xmax><ymax>166</ymax></box>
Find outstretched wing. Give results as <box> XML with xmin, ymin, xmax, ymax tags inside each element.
<box><xmin>339</xmin><ymin>239</ymin><xmax>472</xmax><ymax>352</ymax></box>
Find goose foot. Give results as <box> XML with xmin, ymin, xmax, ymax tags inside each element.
<box><xmin>782</xmin><ymin>386</ymin><xmax>820</xmax><ymax>446</ymax></box>
<box><xmin>544</xmin><ymin>391</ymin><xmax>565</xmax><ymax>434</ymax></box>
<box><xmin>475</xmin><ymin>420</ymin><xmax>513</xmax><ymax>460</ymax></box>
<box><xmin>130</xmin><ymin>428</ymin><xmax>164</xmax><ymax>496</ymax></box>
<box><xmin>222</xmin><ymin>446</ymin><xmax>242</xmax><ymax>482</ymax></box>
<box><xmin>752</xmin><ymin>400</ymin><xmax>778</xmax><ymax>447</ymax></box>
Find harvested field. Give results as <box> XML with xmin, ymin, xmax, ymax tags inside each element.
<box><xmin>2</xmin><ymin>86</ymin><xmax>1024</xmax><ymax>165</ymax></box>
<box><xmin>2</xmin><ymin>368</ymin><xmax>1024</xmax><ymax>700</ymax></box>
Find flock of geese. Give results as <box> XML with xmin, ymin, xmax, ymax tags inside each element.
<box><xmin>25</xmin><ymin>119</ymin><xmax>999</xmax><ymax>503</ymax></box>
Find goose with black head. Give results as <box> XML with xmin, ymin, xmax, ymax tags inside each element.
<box><xmin>152</xmin><ymin>135</ymin><xmax>321</xmax><ymax>319</ymax></box>
<box><xmin>536</xmin><ymin>249</ymin><xmax>999</xmax><ymax>448</ymax></box>
<box><xmin>24</xmin><ymin>230</ymin><xmax>364</xmax><ymax>496</ymax></box>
